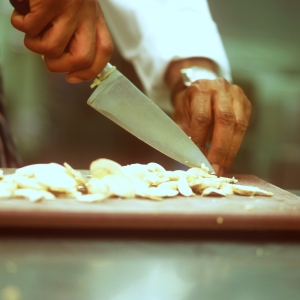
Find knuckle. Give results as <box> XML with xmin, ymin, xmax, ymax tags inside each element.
<box><xmin>232</xmin><ymin>84</ymin><xmax>243</xmax><ymax>94</ymax></box>
<box><xmin>24</xmin><ymin>39</ymin><xmax>64</xmax><ymax>57</ymax></box>
<box><xmin>235</xmin><ymin>118</ymin><xmax>248</xmax><ymax>134</ymax></box>
<box><xmin>213</xmin><ymin>145</ymin><xmax>228</xmax><ymax>156</ymax></box>
<box><xmin>215</xmin><ymin>77</ymin><xmax>230</xmax><ymax>90</ymax></box>
<box><xmin>218</xmin><ymin>111</ymin><xmax>236</xmax><ymax>127</ymax></box>
<box><xmin>44</xmin><ymin>45</ymin><xmax>64</xmax><ymax>58</ymax></box>
<box><xmin>194</xmin><ymin>112</ymin><xmax>212</xmax><ymax>127</ymax></box>
<box><xmin>187</xmin><ymin>84</ymin><xmax>211</xmax><ymax>99</ymax></box>
<box><xmin>72</xmin><ymin>53</ymin><xmax>94</xmax><ymax>70</ymax></box>
<box><xmin>101</xmin><ymin>41</ymin><xmax>114</xmax><ymax>58</ymax></box>
<box><xmin>191</xmin><ymin>80</ymin><xmax>211</xmax><ymax>91</ymax></box>
<box><xmin>187</xmin><ymin>84</ymin><xmax>200</xmax><ymax>94</ymax></box>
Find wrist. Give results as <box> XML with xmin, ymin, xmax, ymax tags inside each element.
<box><xmin>180</xmin><ymin>66</ymin><xmax>218</xmax><ymax>86</ymax></box>
<box><xmin>165</xmin><ymin>57</ymin><xmax>218</xmax><ymax>91</ymax></box>
<box><xmin>166</xmin><ymin>59</ymin><xmax>219</xmax><ymax>106</ymax></box>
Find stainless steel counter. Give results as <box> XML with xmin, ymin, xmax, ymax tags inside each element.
<box><xmin>0</xmin><ymin>230</ymin><xmax>299</xmax><ymax>300</ymax></box>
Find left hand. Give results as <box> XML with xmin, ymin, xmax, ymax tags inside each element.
<box><xmin>171</xmin><ymin>78</ymin><xmax>252</xmax><ymax>176</ymax></box>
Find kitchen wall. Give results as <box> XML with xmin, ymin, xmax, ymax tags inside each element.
<box><xmin>0</xmin><ymin>1</ymin><xmax>299</xmax><ymax>188</ymax></box>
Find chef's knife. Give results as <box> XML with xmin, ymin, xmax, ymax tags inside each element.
<box><xmin>9</xmin><ymin>0</ymin><xmax>215</xmax><ymax>173</ymax></box>
<box><xmin>88</xmin><ymin>64</ymin><xmax>215</xmax><ymax>172</ymax></box>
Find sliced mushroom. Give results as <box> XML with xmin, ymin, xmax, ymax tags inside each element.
<box><xmin>90</xmin><ymin>158</ymin><xmax>125</xmax><ymax>179</ymax></box>
<box><xmin>34</xmin><ymin>164</ymin><xmax>78</xmax><ymax>193</ymax></box>
<box><xmin>75</xmin><ymin>193</ymin><xmax>109</xmax><ymax>203</ymax></box>
<box><xmin>64</xmin><ymin>162</ymin><xmax>86</xmax><ymax>185</ymax></box>
<box><xmin>186</xmin><ymin>167</ymin><xmax>217</xmax><ymax>179</ymax></box>
<box><xmin>232</xmin><ymin>184</ymin><xmax>273</xmax><ymax>196</ymax></box>
<box><xmin>14</xmin><ymin>188</ymin><xmax>56</xmax><ymax>202</ymax></box>
<box><xmin>12</xmin><ymin>174</ymin><xmax>45</xmax><ymax>190</ymax></box>
<box><xmin>201</xmin><ymin>187</ymin><xmax>227</xmax><ymax>197</ymax></box>
<box><xmin>178</xmin><ymin>173</ymin><xmax>194</xmax><ymax>197</ymax></box>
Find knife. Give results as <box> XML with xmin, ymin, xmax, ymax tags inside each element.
<box><xmin>9</xmin><ymin>0</ymin><xmax>215</xmax><ymax>173</ymax></box>
<box><xmin>88</xmin><ymin>64</ymin><xmax>215</xmax><ymax>172</ymax></box>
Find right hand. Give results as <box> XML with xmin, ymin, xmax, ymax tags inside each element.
<box><xmin>11</xmin><ymin>0</ymin><xmax>114</xmax><ymax>83</ymax></box>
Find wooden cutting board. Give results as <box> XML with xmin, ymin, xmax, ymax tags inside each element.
<box><xmin>0</xmin><ymin>169</ymin><xmax>299</xmax><ymax>230</ymax></box>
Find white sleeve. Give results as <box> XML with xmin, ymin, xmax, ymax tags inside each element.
<box><xmin>100</xmin><ymin>0</ymin><xmax>232</xmax><ymax>113</ymax></box>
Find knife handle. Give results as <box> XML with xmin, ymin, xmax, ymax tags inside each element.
<box><xmin>10</xmin><ymin>0</ymin><xmax>30</xmax><ymax>15</ymax></box>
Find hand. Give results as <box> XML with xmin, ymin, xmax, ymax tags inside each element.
<box><xmin>172</xmin><ymin>78</ymin><xmax>252</xmax><ymax>176</ymax></box>
<box><xmin>10</xmin><ymin>0</ymin><xmax>114</xmax><ymax>83</ymax></box>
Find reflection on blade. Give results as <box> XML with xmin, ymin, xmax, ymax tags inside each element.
<box><xmin>87</xmin><ymin>69</ymin><xmax>214</xmax><ymax>173</ymax></box>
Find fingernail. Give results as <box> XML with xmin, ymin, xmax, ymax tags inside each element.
<box><xmin>67</xmin><ymin>77</ymin><xmax>82</xmax><ymax>83</ymax></box>
<box><xmin>212</xmin><ymin>164</ymin><xmax>220</xmax><ymax>176</ymax></box>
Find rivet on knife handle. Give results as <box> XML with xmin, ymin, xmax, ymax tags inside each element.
<box><xmin>90</xmin><ymin>63</ymin><xmax>117</xmax><ymax>89</ymax></box>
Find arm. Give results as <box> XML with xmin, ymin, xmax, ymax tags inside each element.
<box><xmin>10</xmin><ymin>0</ymin><xmax>114</xmax><ymax>82</ymax></box>
<box><xmin>101</xmin><ymin>0</ymin><xmax>251</xmax><ymax>175</ymax></box>
<box><xmin>100</xmin><ymin>0</ymin><xmax>232</xmax><ymax>111</ymax></box>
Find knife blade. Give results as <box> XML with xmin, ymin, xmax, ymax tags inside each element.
<box><xmin>9</xmin><ymin>0</ymin><xmax>214</xmax><ymax>173</ymax></box>
<box><xmin>88</xmin><ymin>64</ymin><xmax>215</xmax><ymax>173</ymax></box>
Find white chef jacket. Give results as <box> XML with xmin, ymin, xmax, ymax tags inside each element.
<box><xmin>100</xmin><ymin>0</ymin><xmax>232</xmax><ymax>112</ymax></box>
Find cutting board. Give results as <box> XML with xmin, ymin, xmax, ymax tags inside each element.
<box><xmin>0</xmin><ymin>169</ymin><xmax>299</xmax><ymax>231</ymax></box>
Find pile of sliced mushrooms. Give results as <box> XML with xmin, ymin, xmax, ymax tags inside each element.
<box><xmin>0</xmin><ymin>158</ymin><xmax>273</xmax><ymax>203</ymax></box>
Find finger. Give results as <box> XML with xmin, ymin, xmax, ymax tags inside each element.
<box><xmin>222</xmin><ymin>87</ymin><xmax>252</xmax><ymax>172</ymax></box>
<box><xmin>24</xmin><ymin>14</ymin><xmax>78</xmax><ymax>57</ymax></box>
<box><xmin>189</xmin><ymin>88</ymin><xmax>212</xmax><ymax>156</ymax></box>
<box><xmin>172</xmin><ymin>89</ymin><xmax>192</xmax><ymax>135</ymax></box>
<box><xmin>65</xmin><ymin>12</ymin><xmax>114</xmax><ymax>82</ymax></box>
<box><xmin>11</xmin><ymin>2</ymin><xmax>58</xmax><ymax>37</ymax></box>
<box><xmin>10</xmin><ymin>10</ymin><xmax>27</xmax><ymax>32</ymax></box>
<box><xmin>207</xmin><ymin>90</ymin><xmax>236</xmax><ymax>176</ymax></box>
<box><xmin>42</xmin><ymin>0</ymin><xmax>100</xmax><ymax>74</ymax></box>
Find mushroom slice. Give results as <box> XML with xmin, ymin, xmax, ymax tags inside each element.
<box><xmin>218</xmin><ymin>176</ymin><xmax>238</xmax><ymax>184</ymax></box>
<box><xmin>146</xmin><ymin>162</ymin><xmax>166</xmax><ymax>173</ymax></box>
<box><xmin>200</xmin><ymin>163</ymin><xmax>210</xmax><ymax>173</ymax></box>
<box><xmin>178</xmin><ymin>174</ymin><xmax>194</xmax><ymax>197</ymax></box>
<box><xmin>54</xmin><ymin>189</ymin><xmax>82</xmax><ymax>199</ymax></box>
<box><xmin>191</xmin><ymin>178</ymin><xmax>223</xmax><ymax>194</ymax></box>
<box><xmin>14</xmin><ymin>189</ymin><xmax>55</xmax><ymax>202</ymax></box>
<box><xmin>34</xmin><ymin>164</ymin><xmax>77</xmax><ymax>193</ymax></box>
<box><xmin>186</xmin><ymin>167</ymin><xmax>217</xmax><ymax>179</ymax></box>
<box><xmin>143</xmin><ymin>171</ymin><xmax>169</xmax><ymax>186</ymax></box>
<box><xmin>13</xmin><ymin>174</ymin><xmax>45</xmax><ymax>190</ymax></box>
<box><xmin>158</xmin><ymin>181</ymin><xmax>178</xmax><ymax>190</ymax></box>
<box><xmin>0</xmin><ymin>181</ymin><xmax>17</xmax><ymax>199</ymax></box>
<box><xmin>155</xmin><ymin>181</ymin><xmax>179</xmax><ymax>197</ymax></box>
<box><xmin>164</xmin><ymin>170</ymin><xmax>186</xmax><ymax>181</ymax></box>
<box><xmin>75</xmin><ymin>193</ymin><xmax>109</xmax><ymax>203</ymax></box>
<box><xmin>87</xmin><ymin>175</ymin><xmax>135</xmax><ymax>198</ymax></box>
<box><xmin>122</xmin><ymin>163</ymin><xmax>148</xmax><ymax>180</ymax></box>
<box><xmin>104</xmin><ymin>175</ymin><xmax>135</xmax><ymax>198</ymax></box>
<box><xmin>232</xmin><ymin>184</ymin><xmax>273</xmax><ymax>196</ymax></box>
<box><xmin>16</xmin><ymin>163</ymin><xmax>50</xmax><ymax>177</ymax></box>
<box><xmin>186</xmin><ymin>175</ymin><xmax>203</xmax><ymax>187</ymax></box>
<box><xmin>86</xmin><ymin>177</ymin><xmax>111</xmax><ymax>196</ymax></box>
<box><xmin>219</xmin><ymin>183</ymin><xmax>234</xmax><ymax>195</ymax></box>
<box><xmin>135</xmin><ymin>187</ymin><xmax>164</xmax><ymax>200</ymax></box>
<box><xmin>201</xmin><ymin>187</ymin><xmax>227</xmax><ymax>197</ymax></box>
<box><xmin>90</xmin><ymin>158</ymin><xmax>125</xmax><ymax>179</ymax></box>
<box><xmin>63</xmin><ymin>162</ymin><xmax>86</xmax><ymax>185</ymax></box>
